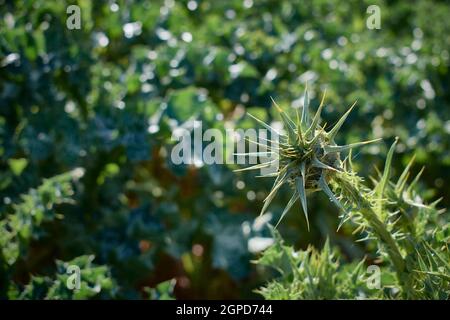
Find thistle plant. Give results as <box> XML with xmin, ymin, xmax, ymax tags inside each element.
<box><xmin>238</xmin><ymin>87</ymin><xmax>449</xmax><ymax>299</ymax></box>
<box><xmin>237</xmin><ymin>88</ymin><xmax>381</xmax><ymax>230</ymax></box>
<box><xmin>255</xmin><ymin>230</ymin><xmax>378</xmax><ymax>300</ymax></box>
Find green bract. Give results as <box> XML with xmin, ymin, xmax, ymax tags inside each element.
<box><xmin>239</xmin><ymin>87</ymin><xmax>380</xmax><ymax>229</ymax></box>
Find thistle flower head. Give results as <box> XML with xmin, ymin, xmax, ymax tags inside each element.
<box><xmin>237</xmin><ymin>87</ymin><xmax>381</xmax><ymax>229</ymax></box>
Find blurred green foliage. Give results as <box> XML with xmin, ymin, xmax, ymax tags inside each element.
<box><xmin>16</xmin><ymin>255</ymin><xmax>117</xmax><ymax>299</ymax></box>
<box><xmin>0</xmin><ymin>0</ymin><xmax>449</xmax><ymax>299</ymax></box>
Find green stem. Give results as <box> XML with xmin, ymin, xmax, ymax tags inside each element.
<box><xmin>337</xmin><ymin>176</ymin><xmax>416</xmax><ymax>298</ymax></box>
<box><xmin>358</xmin><ymin>204</ymin><xmax>416</xmax><ymax>298</ymax></box>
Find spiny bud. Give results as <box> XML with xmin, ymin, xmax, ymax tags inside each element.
<box><xmin>236</xmin><ymin>87</ymin><xmax>381</xmax><ymax>230</ymax></box>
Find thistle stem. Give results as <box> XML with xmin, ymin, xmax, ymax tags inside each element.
<box><xmin>335</xmin><ymin>175</ymin><xmax>416</xmax><ymax>298</ymax></box>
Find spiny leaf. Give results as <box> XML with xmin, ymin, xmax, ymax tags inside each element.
<box><xmin>347</xmin><ymin>148</ymin><xmax>354</xmax><ymax>172</ymax></box>
<box><xmin>271</xmin><ymin>97</ymin><xmax>298</xmax><ymax>144</ymax></box>
<box><xmin>296</xmin><ymin>174</ymin><xmax>309</xmax><ymax>230</ymax></box>
<box><xmin>406</xmin><ymin>166</ymin><xmax>425</xmax><ymax>194</ymax></box>
<box><xmin>294</xmin><ymin>97</ymin><xmax>303</xmax><ymax>144</ymax></box>
<box><xmin>355</xmin><ymin>236</ymin><xmax>377</xmax><ymax>243</ymax></box>
<box><xmin>260</xmin><ymin>172</ymin><xmax>288</xmax><ymax>216</ymax></box>
<box><xmin>374</xmin><ymin>138</ymin><xmax>398</xmax><ymax>215</ymax></box>
<box><xmin>395</xmin><ymin>154</ymin><xmax>416</xmax><ymax>193</ymax></box>
<box><xmin>233</xmin><ymin>151</ymin><xmax>274</xmax><ymax>157</ymax></box>
<box><xmin>397</xmin><ymin>171</ymin><xmax>410</xmax><ymax>195</ymax></box>
<box><xmin>404</xmin><ymin>197</ymin><xmax>428</xmax><ymax>209</ymax></box>
<box><xmin>233</xmin><ymin>160</ymin><xmax>277</xmax><ymax>172</ymax></box>
<box><xmin>255</xmin><ymin>172</ymin><xmax>279</xmax><ymax>178</ymax></box>
<box><xmin>263</xmin><ymin>172</ymin><xmax>287</xmax><ymax>203</ymax></box>
<box><xmin>337</xmin><ymin>214</ymin><xmax>352</xmax><ymax>232</ymax></box>
<box><xmin>306</xmin><ymin>125</ymin><xmax>325</xmax><ymax>146</ymax></box>
<box><xmin>430</xmin><ymin>197</ymin><xmax>443</xmax><ymax>208</ymax></box>
<box><xmin>423</xmin><ymin>242</ymin><xmax>450</xmax><ymax>268</ymax></box>
<box><xmin>375</xmin><ymin>137</ymin><xmax>398</xmax><ymax>197</ymax></box>
<box><xmin>247</xmin><ymin>112</ymin><xmax>283</xmax><ymax>137</ymax></box>
<box><xmin>318</xmin><ymin>174</ymin><xmax>347</xmax><ymax>213</ymax></box>
<box><xmin>349</xmin><ymin>257</ymin><xmax>367</xmax><ymax>282</ymax></box>
<box><xmin>323</xmin><ymin>138</ymin><xmax>382</xmax><ymax>153</ymax></box>
<box><xmin>301</xmin><ymin>84</ymin><xmax>310</xmax><ymax>126</ymax></box>
<box><xmin>270</xmin><ymin>97</ymin><xmax>297</xmax><ymax>128</ymax></box>
<box><xmin>352</xmin><ymin>223</ymin><xmax>366</xmax><ymax>235</ymax></box>
<box><xmin>259</xmin><ymin>161</ymin><xmax>299</xmax><ymax>216</ymax></box>
<box><xmin>311</xmin><ymin>156</ymin><xmax>340</xmax><ymax>172</ymax></box>
<box><xmin>275</xmin><ymin>192</ymin><xmax>299</xmax><ymax>227</ymax></box>
<box><xmin>414</xmin><ymin>270</ymin><xmax>450</xmax><ymax>281</ymax></box>
<box><xmin>244</xmin><ymin>137</ymin><xmax>277</xmax><ymax>150</ymax></box>
<box><xmin>306</xmin><ymin>88</ymin><xmax>326</xmax><ymax>137</ymax></box>
<box><xmin>327</xmin><ymin>101</ymin><xmax>357</xmax><ymax>140</ymax></box>
<box><xmin>252</xmin><ymin>135</ymin><xmax>282</xmax><ymax>146</ymax></box>
<box><xmin>299</xmin><ymin>161</ymin><xmax>306</xmax><ymax>180</ymax></box>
